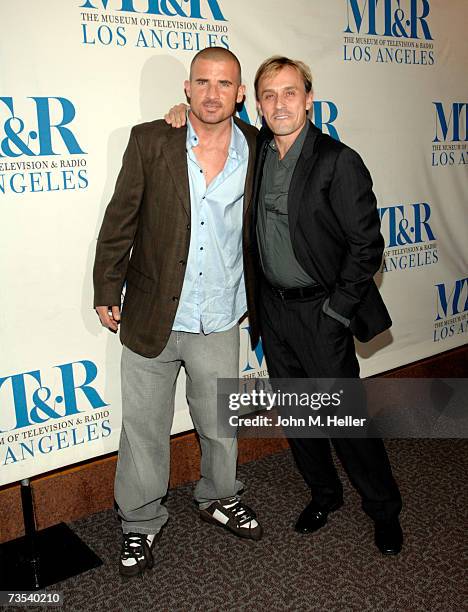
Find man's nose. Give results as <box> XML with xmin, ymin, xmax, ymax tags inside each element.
<box><xmin>275</xmin><ymin>95</ymin><xmax>285</xmax><ymax>109</ymax></box>
<box><xmin>207</xmin><ymin>83</ymin><xmax>219</xmax><ymax>98</ymax></box>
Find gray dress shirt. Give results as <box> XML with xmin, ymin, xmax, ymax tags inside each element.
<box><xmin>256</xmin><ymin>122</ymin><xmax>315</xmax><ymax>289</ymax></box>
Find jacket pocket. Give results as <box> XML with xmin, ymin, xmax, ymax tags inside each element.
<box><xmin>126</xmin><ymin>264</ymin><xmax>154</xmax><ymax>294</ymax></box>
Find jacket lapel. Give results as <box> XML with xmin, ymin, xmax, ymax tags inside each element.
<box><xmin>162</xmin><ymin>127</ymin><xmax>190</xmax><ymax>218</ymax></box>
<box><xmin>253</xmin><ymin>139</ymin><xmax>269</xmax><ymax>225</ymax></box>
<box><xmin>288</xmin><ymin>121</ymin><xmax>321</xmax><ymax>239</ymax></box>
<box><xmin>233</xmin><ymin>117</ymin><xmax>258</xmax><ymax>218</ymax></box>
<box><xmin>243</xmin><ymin>140</ymin><xmax>256</xmax><ymax>218</ymax></box>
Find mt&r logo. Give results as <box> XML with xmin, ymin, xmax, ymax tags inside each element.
<box><xmin>433</xmin><ymin>278</ymin><xmax>468</xmax><ymax>343</ymax></box>
<box><xmin>378</xmin><ymin>202</ymin><xmax>438</xmax><ymax>272</ymax></box>
<box><xmin>431</xmin><ymin>102</ymin><xmax>468</xmax><ymax>167</ymax></box>
<box><xmin>0</xmin><ymin>360</ymin><xmax>111</xmax><ymax>467</ymax></box>
<box><xmin>80</xmin><ymin>0</ymin><xmax>226</xmax><ymax>20</ymax></box>
<box><xmin>0</xmin><ymin>97</ymin><xmax>88</xmax><ymax>196</ymax></box>
<box><xmin>80</xmin><ymin>0</ymin><xmax>229</xmax><ymax>52</ymax></box>
<box><xmin>343</xmin><ymin>0</ymin><xmax>435</xmax><ymax>66</ymax></box>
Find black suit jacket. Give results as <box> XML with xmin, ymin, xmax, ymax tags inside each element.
<box><xmin>248</xmin><ymin>120</ymin><xmax>391</xmax><ymax>343</ymax></box>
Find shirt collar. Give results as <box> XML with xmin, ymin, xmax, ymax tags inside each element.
<box><xmin>268</xmin><ymin>120</ymin><xmax>309</xmax><ymax>168</ymax></box>
<box><xmin>186</xmin><ymin>115</ymin><xmax>199</xmax><ymax>150</ymax></box>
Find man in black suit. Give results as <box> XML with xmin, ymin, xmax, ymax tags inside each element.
<box><xmin>251</xmin><ymin>56</ymin><xmax>403</xmax><ymax>555</ymax></box>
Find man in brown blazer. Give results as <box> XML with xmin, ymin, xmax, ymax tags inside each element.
<box><xmin>93</xmin><ymin>47</ymin><xmax>262</xmax><ymax>578</ymax></box>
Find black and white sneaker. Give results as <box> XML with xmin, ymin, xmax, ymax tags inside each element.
<box><xmin>119</xmin><ymin>532</ymin><xmax>157</xmax><ymax>577</ymax></box>
<box><xmin>200</xmin><ymin>496</ymin><xmax>263</xmax><ymax>541</ymax></box>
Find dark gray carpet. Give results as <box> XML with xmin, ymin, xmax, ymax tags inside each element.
<box><xmin>26</xmin><ymin>440</ymin><xmax>468</xmax><ymax>611</ymax></box>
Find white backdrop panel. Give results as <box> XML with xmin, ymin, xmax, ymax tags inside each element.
<box><xmin>0</xmin><ymin>0</ymin><xmax>466</xmax><ymax>485</ymax></box>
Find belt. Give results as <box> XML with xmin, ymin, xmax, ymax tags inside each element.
<box><xmin>268</xmin><ymin>283</ymin><xmax>325</xmax><ymax>301</ymax></box>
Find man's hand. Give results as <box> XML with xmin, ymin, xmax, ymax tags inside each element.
<box><xmin>96</xmin><ymin>305</ymin><xmax>121</xmax><ymax>332</ymax></box>
<box><xmin>164</xmin><ymin>103</ymin><xmax>189</xmax><ymax>128</ymax></box>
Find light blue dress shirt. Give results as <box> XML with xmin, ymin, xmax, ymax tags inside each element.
<box><xmin>172</xmin><ymin>117</ymin><xmax>248</xmax><ymax>334</ymax></box>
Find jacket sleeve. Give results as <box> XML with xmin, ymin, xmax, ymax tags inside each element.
<box><xmin>93</xmin><ymin>127</ymin><xmax>145</xmax><ymax>307</ymax></box>
<box><xmin>327</xmin><ymin>147</ymin><xmax>384</xmax><ymax>321</ymax></box>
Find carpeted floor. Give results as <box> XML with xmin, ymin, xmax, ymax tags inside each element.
<box><xmin>22</xmin><ymin>440</ymin><xmax>468</xmax><ymax>611</ymax></box>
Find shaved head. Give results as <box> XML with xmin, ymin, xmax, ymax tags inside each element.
<box><xmin>190</xmin><ymin>47</ymin><xmax>242</xmax><ymax>83</ymax></box>
<box><xmin>185</xmin><ymin>46</ymin><xmax>245</xmax><ymax>128</ymax></box>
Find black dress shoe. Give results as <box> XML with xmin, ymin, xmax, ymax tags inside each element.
<box><xmin>295</xmin><ymin>499</ymin><xmax>344</xmax><ymax>534</ymax></box>
<box><xmin>374</xmin><ymin>519</ymin><xmax>403</xmax><ymax>555</ymax></box>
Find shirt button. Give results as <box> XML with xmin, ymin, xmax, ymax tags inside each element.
<box><xmin>201</xmin><ymin>221</ymin><xmax>205</xmax><ymax>226</ymax></box>
<box><xmin>200</xmin><ymin>247</ymin><xmax>204</xmax><ymax>251</ymax></box>
<box><xmin>199</xmin><ymin>272</ymin><xmax>203</xmax><ymax>276</ymax></box>
<box><xmin>199</xmin><ymin>169</ymin><xmax>203</xmax><ymax>174</ymax></box>
<box><xmin>187</xmin><ymin>224</ymin><xmax>190</xmax><ymax>230</ymax></box>
<box><xmin>172</xmin><ymin>296</ymin><xmax>179</xmax><ymax>301</ymax></box>
<box><xmin>202</xmin><ymin>196</ymin><xmax>205</xmax><ymax>200</ymax></box>
<box><xmin>179</xmin><ymin>260</ymin><xmax>185</xmax><ymax>265</ymax></box>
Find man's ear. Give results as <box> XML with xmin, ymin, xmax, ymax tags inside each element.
<box><xmin>236</xmin><ymin>84</ymin><xmax>246</xmax><ymax>104</ymax></box>
<box><xmin>256</xmin><ymin>100</ymin><xmax>262</xmax><ymax>116</ymax></box>
<box><xmin>184</xmin><ymin>80</ymin><xmax>191</xmax><ymax>101</ymax></box>
<box><xmin>305</xmin><ymin>91</ymin><xmax>313</xmax><ymax>112</ymax></box>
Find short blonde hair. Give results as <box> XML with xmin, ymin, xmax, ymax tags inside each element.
<box><xmin>254</xmin><ymin>56</ymin><xmax>313</xmax><ymax>99</ymax></box>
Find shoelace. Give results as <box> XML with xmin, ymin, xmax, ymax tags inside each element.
<box><xmin>222</xmin><ymin>498</ymin><xmax>257</xmax><ymax>527</ymax></box>
<box><xmin>121</xmin><ymin>533</ymin><xmax>147</xmax><ymax>561</ymax></box>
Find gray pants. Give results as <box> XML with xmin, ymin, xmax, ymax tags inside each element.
<box><xmin>115</xmin><ymin>326</ymin><xmax>242</xmax><ymax>534</ymax></box>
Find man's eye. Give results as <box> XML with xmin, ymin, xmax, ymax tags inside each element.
<box><xmin>286</xmin><ymin>90</ymin><xmax>295</xmax><ymax>96</ymax></box>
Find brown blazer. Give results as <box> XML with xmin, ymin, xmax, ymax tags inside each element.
<box><xmin>93</xmin><ymin>117</ymin><xmax>259</xmax><ymax>358</ymax></box>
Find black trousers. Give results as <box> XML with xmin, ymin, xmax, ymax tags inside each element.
<box><xmin>259</xmin><ymin>282</ymin><xmax>402</xmax><ymax>522</ymax></box>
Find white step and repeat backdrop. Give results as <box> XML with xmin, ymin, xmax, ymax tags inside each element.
<box><xmin>0</xmin><ymin>0</ymin><xmax>467</xmax><ymax>485</ymax></box>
